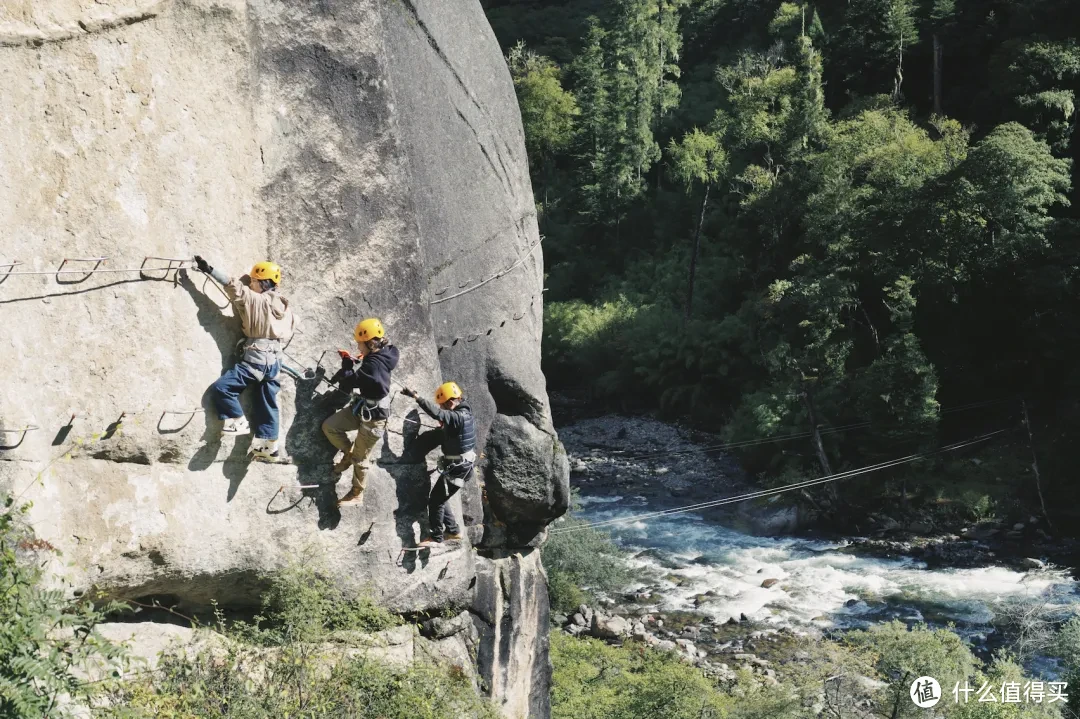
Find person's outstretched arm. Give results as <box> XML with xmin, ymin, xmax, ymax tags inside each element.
<box><xmin>194</xmin><ymin>255</ymin><xmax>250</xmax><ymax>304</ymax></box>
<box><xmin>402</xmin><ymin>389</ymin><xmax>463</xmax><ymax>429</ymax></box>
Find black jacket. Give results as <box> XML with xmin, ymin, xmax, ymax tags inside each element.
<box><xmin>335</xmin><ymin>345</ymin><xmax>399</xmax><ymax>400</ymax></box>
<box><xmin>416</xmin><ymin>398</ymin><xmax>476</xmax><ymax>456</ymax></box>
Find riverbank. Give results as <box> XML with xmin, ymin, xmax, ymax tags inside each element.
<box><xmin>549</xmin><ymin>407</ymin><xmax>1080</xmax><ymax>681</ymax></box>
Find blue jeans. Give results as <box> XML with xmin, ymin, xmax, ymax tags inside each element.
<box><xmin>211</xmin><ymin>361</ymin><xmax>281</xmax><ymax>439</ymax></box>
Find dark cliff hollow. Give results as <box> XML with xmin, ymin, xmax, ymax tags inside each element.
<box><xmin>0</xmin><ymin>1</ymin><xmax>569</xmax><ymax>715</ymax></box>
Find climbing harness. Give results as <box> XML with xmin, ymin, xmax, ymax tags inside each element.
<box><xmin>352</xmin><ymin>394</ymin><xmax>392</xmax><ymax>422</ymax></box>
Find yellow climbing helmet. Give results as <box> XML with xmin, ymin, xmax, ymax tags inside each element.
<box><xmin>250</xmin><ymin>261</ymin><xmax>282</xmax><ymax>284</ymax></box>
<box><xmin>435</xmin><ymin>381</ymin><xmax>463</xmax><ymax>404</ymax></box>
<box><xmin>354</xmin><ymin>318</ymin><xmax>386</xmax><ymax>343</ymax></box>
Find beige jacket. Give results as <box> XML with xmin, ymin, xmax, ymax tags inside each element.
<box><xmin>224</xmin><ymin>277</ymin><xmax>296</xmax><ymax>341</ymax></box>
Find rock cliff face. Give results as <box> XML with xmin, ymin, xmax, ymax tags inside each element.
<box><xmin>0</xmin><ymin>0</ymin><xmax>567</xmax><ymax>715</ymax></box>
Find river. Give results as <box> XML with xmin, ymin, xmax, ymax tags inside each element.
<box><xmin>557</xmin><ymin>410</ymin><xmax>1080</xmax><ymax>673</ymax></box>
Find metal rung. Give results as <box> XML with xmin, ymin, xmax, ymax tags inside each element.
<box><xmin>140</xmin><ymin>256</ymin><xmax>192</xmax><ymax>278</ymax></box>
<box><xmin>161</xmin><ymin>409</ymin><xmax>205</xmax><ymax>416</ymax></box>
<box><xmin>0</xmin><ymin>256</ymin><xmax>192</xmax><ymax>277</ymax></box>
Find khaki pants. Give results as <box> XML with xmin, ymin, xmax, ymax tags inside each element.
<box><xmin>321</xmin><ymin>407</ymin><xmax>387</xmax><ymax>495</ymax></box>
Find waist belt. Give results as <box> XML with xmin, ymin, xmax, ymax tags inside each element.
<box><xmin>352</xmin><ymin>394</ymin><xmax>392</xmax><ymax>421</ymax></box>
<box><xmin>238</xmin><ymin>337</ymin><xmax>284</xmax><ymax>367</ymax></box>
<box><xmin>443</xmin><ymin>450</ymin><xmax>477</xmax><ymax>464</ymax></box>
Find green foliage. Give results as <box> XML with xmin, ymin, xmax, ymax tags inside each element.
<box><xmin>0</xmin><ymin>495</ymin><xmax>128</xmax><ymax>719</ymax></box>
<box><xmin>543</xmin><ymin>512</ymin><xmax>634</xmax><ymax>614</ymax></box>
<box><xmin>668</xmin><ymin>128</ymin><xmax>727</xmax><ymax>189</ymax></box>
<box><xmin>103</xmin><ymin>565</ymin><xmax>492</xmax><ymax>719</ymax></box>
<box><xmin>847</xmin><ymin>620</ymin><xmax>977</xmax><ymax>719</ymax></box>
<box><xmin>488</xmin><ymin>0</ymin><xmax>1080</xmax><ymax>522</ymax></box>
<box><xmin>542</xmin><ymin>297</ymin><xmax>639</xmax><ymax>392</ymax></box>
<box><xmin>1054</xmin><ymin>617</ymin><xmax>1080</xmax><ymax>718</ymax></box>
<box><xmin>508</xmin><ymin>42</ymin><xmax>579</xmax><ymax>166</ymax></box>
<box><xmin>951</xmin><ymin>654</ymin><xmax>1064</xmax><ymax>719</ymax></box>
<box><xmin>107</xmin><ymin>643</ymin><xmax>494</xmax><ymax>719</ymax></box>
<box><xmin>250</xmin><ymin>561</ymin><xmax>401</xmax><ymax>645</ymax></box>
<box><xmin>550</xmin><ymin>633</ymin><xmax>729</xmax><ymax>719</ymax></box>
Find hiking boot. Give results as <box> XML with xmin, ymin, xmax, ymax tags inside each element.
<box><xmin>417</xmin><ymin>537</ymin><xmax>441</xmax><ymax>548</ymax></box>
<box><xmin>250</xmin><ymin>438</ymin><xmax>291</xmax><ymax>464</ymax></box>
<box><xmin>221</xmin><ymin>416</ymin><xmax>250</xmax><ymax>436</ymax></box>
<box><xmin>337</xmin><ymin>488</ymin><xmax>365</xmax><ymax>507</ymax></box>
<box><xmin>443</xmin><ymin>532</ymin><xmax>463</xmax><ymax>542</ymax></box>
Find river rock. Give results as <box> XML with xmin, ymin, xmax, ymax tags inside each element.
<box><xmin>1019</xmin><ymin>557</ymin><xmax>1046</xmax><ymax>570</ymax></box>
<box><xmin>675</xmin><ymin>638</ymin><xmax>697</xmax><ymax>656</ymax></box>
<box><xmin>553</xmin><ymin>614</ymin><xmax>569</xmax><ymax>626</ymax></box>
<box><xmin>1013</xmin><ymin>523</ymin><xmax>1025</xmax><ymax>531</ymax></box>
<box><xmin>845</xmin><ymin>598</ymin><xmax>860</xmax><ymax>607</ymax></box>
<box><xmin>908</xmin><ymin>521</ymin><xmax>933</xmax><ymax>534</ymax></box>
<box><xmin>761</xmin><ymin>578</ymin><xmax>780</xmax><ymax>589</ymax></box>
<box><xmin>962</xmin><ymin>524</ymin><xmax>1000</xmax><ymax>540</ymax></box>
<box><xmin>591</xmin><ymin>614</ymin><xmax>630</xmax><ymax>640</ymax></box>
<box><xmin>656</xmin><ymin>640</ymin><xmax>677</xmax><ymax>652</ymax></box>
<box><xmin>571</xmin><ymin>613</ymin><xmax>587</xmax><ymax>627</ymax></box>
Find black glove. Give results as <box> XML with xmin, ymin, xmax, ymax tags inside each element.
<box><xmin>402</xmin><ymin>388</ymin><xmax>417</xmax><ymax>399</ymax></box>
<box><xmin>193</xmin><ymin>255</ymin><xmax>212</xmax><ymax>274</ymax></box>
<box><xmin>339</xmin><ymin>352</ymin><xmax>356</xmax><ymax>371</ymax></box>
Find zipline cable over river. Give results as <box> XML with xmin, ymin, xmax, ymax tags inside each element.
<box><xmin>551</xmin><ymin>428</ymin><xmax>1012</xmax><ymax>534</ymax></box>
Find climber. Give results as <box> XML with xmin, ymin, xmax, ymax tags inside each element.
<box><xmin>400</xmin><ymin>381</ymin><xmax>475</xmax><ymax>546</ymax></box>
<box><xmin>322</xmin><ymin>318</ymin><xmax>400</xmax><ymax>506</ymax></box>
<box><xmin>192</xmin><ymin>255</ymin><xmax>296</xmax><ymax>464</ymax></box>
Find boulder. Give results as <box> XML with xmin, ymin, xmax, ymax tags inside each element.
<box><xmin>1019</xmin><ymin>557</ymin><xmax>1046</xmax><ymax>570</ymax></box>
<box><xmin>675</xmin><ymin>638</ymin><xmax>697</xmax><ymax>655</ymax></box>
<box><xmin>591</xmin><ymin>614</ymin><xmax>630</xmax><ymax>640</ymax></box>
<box><xmin>655</xmin><ymin>640</ymin><xmax>677</xmax><ymax>653</ymax></box>
<box><xmin>761</xmin><ymin>578</ymin><xmax>780</xmax><ymax>589</ymax></box>
<box><xmin>421</xmin><ymin>611</ymin><xmax>475</xmax><ymax>641</ymax></box>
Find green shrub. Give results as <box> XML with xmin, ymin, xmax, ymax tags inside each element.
<box><xmin>551</xmin><ymin>633</ymin><xmax>730</xmax><ymax>719</ymax></box>
<box><xmin>951</xmin><ymin>654</ymin><xmax>1064</xmax><ymax>719</ymax></box>
<box><xmin>251</xmin><ymin>561</ymin><xmax>401</xmax><ymax>645</ymax></box>
<box><xmin>542</xmin><ymin>297</ymin><xmax>639</xmax><ymax>391</ymax></box>
<box><xmin>846</xmin><ymin>621</ymin><xmax>978</xmax><ymax>719</ymax></box>
<box><xmin>0</xmin><ymin>495</ymin><xmax>128</xmax><ymax>719</ymax></box>
<box><xmin>1055</xmin><ymin>618</ymin><xmax>1080</xmax><ymax>719</ymax></box>
<box><xmin>542</xmin><ymin>515</ymin><xmax>634</xmax><ymax>614</ymax></box>
<box><xmin>101</xmin><ymin>564</ymin><xmax>493</xmax><ymax>719</ymax></box>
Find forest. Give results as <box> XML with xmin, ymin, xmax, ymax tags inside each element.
<box><xmin>482</xmin><ymin>0</ymin><xmax>1080</xmax><ymax>528</ymax></box>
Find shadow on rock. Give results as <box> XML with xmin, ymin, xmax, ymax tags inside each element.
<box><xmin>177</xmin><ymin>269</ymin><xmax>242</xmax><ymax>370</ymax></box>
<box><xmin>224</xmin><ymin>439</ymin><xmax>254</xmax><ymax>501</ymax></box>
<box><xmin>285</xmin><ymin>370</ymin><xmax>344</xmax><ymax>531</ymax></box>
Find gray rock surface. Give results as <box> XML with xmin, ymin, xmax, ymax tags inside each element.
<box><xmin>590</xmin><ymin>613</ymin><xmax>630</xmax><ymax>640</ymax></box>
<box><xmin>0</xmin><ymin>0</ymin><xmax>565</xmax><ymax>715</ymax></box>
<box><xmin>471</xmin><ymin>548</ymin><xmax>551</xmax><ymax>719</ymax></box>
